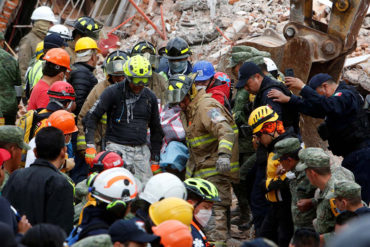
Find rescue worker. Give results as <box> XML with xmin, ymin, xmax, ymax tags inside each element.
<box><xmin>133</xmin><ymin>172</ymin><xmax>187</xmax><ymax>233</ymax></box>
<box><xmin>3</xmin><ymin>127</ymin><xmax>74</xmax><ymax>234</ymax></box>
<box><xmin>167</xmin><ymin>73</ymin><xmax>239</xmax><ymax>245</ymax></box>
<box><xmin>131</xmin><ymin>41</ymin><xmax>168</xmax><ymax>105</ymax></box>
<box><xmin>295</xmin><ymin>147</ymin><xmax>354</xmax><ymax>245</ymax></box>
<box><xmin>25</xmin><ymin>33</ymin><xmax>68</xmax><ymax>98</ymax></box>
<box><xmin>159</xmin><ymin>37</ymin><xmax>193</xmax><ymax>79</ymax></box>
<box><xmin>68</xmin><ymin>37</ymin><xmax>99</xmax><ymax>116</ymax></box>
<box><xmin>334</xmin><ymin>181</ymin><xmax>370</xmax><ymax>216</ymax></box>
<box><xmin>248</xmin><ymin>106</ymin><xmax>295</xmax><ymax>247</ymax></box>
<box><xmin>28</xmin><ymin>48</ymin><xmax>71</xmax><ymax>110</ymax></box>
<box><xmin>0</xmin><ymin>32</ymin><xmax>22</xmax><ymax>125</ymax></box>
<box><xmin>237</xmin><ymin>62</ymin><xmax>300</xmax><ymax>135</ymax></box>
<box><xmin>71</xmin><ymin>168</ymin><xmax>138</xmax><ymax>243</ymax></box>
<box><xmin>268</xmin><ymin>73</ymin><xmax>370</xmax><ymax>203</ymax></box>
<box><xmin>185</xmin><ymin>178</ymin><xmax>221</xmax><ymax>247</ymax></box>
<box><xmin>47</xmin><ymin>24</ymin><xmax>73</xmax><ymax>42</ymax></box>
<box><xmin>84</xmin><ymin>55</ymin><xmax>163</xmax><ymax>184</ymax></box>
<box><xmin>18</xmin><ymin>6</ymin><xmax>57</xmax><ymax>83</ymax></box>
<box><xmin>228</xmin><ymin>47</ymin><xmax>279</xmax><ymax>229</ymax></box>
<box><xmin>75</xmin><ymin>50</ymin><xmax>129</xmax><ymax>181</ymax></box>
<box><xmin>272</xmin><ymin>138</ymin><xmax>317</xmax><ymax>229</ymax></box>
<box><xmin>25</xmin><ymin>110</ymin><xmax>78</xmax><ymax>168</ymax></box>
<box><xmin>149</xmin><ymin>197</ymin><xmax>194</xmax><ymax>228</ymax></box>
<box><xmin>0</xmin><ymin>126</ymin><xmax>30</xmax><ymax>191</ymax></box>
<box><xmin>152</xmin><ymin>220</ymin><xmax>193</xmax><ymax>247</ymax></box>
<box><xmin>192</xmin><ymin>61</ymin><xmax>232</xmax><ymax>111</ymax></box>
<box><xmin>67</xmin><ymin>16</ymin><xmax>102</xmax><ymax>65</ymax></box>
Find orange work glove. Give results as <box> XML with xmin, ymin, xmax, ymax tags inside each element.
<box><xmin>85</xmin><ymin>147</ymin><xmax>97</xmax><ymax>166</ymax></box>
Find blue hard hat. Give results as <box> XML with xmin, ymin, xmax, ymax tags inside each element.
<box><xmin>192</xmin><ymin>61</ymin><xmax>215</xmax><ymax>81</ymax></box>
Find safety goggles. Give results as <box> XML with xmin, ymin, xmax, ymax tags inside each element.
<box><xmin>127</xmin><ymin>76</ymin><xmax>149</xmax><ymax>86</ymax></box>
<box><xmin>142</xmin><ymin>52</ymin><xmax>160</xmax><ymax>69</ymax></box>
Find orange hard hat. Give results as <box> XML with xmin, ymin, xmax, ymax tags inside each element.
<box><xmin>47</xmin><ymin>110</ymin><xmax>78</xmax><ymax>134</ymax></box>
<box><xmin>152</xmin><ymin>220</ymin><xmax>193</xmax><ymax>247</ymax></box>
<box><xmin>43</xmin><ymin>48</ymin><xmax>71</xmax><ymax>70</ymax></box>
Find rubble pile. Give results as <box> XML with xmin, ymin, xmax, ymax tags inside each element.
<box><xmin>98</xmin><ymin>0</ymin><xmax>369</xmax><ymax>93</ymax></box>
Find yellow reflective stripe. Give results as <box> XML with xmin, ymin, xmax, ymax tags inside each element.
<box><xmin>181</xmin><ymin>48</ymin><xmax>189</xmax><ymax>54</ymax></box>
<box><xmin>232</xmin><ymin>124</ymin><xmax>239</xmax><ymax>134</ymax></box>
<box><xmin>219</xmin><ymin>139</ymin><xmax>233</xmax><ymax>151</ymax></box>
<box><xmin>193</xmin><ymin>162</ymin><xmax>239</xmax><ymax>178</ymax></box>
<box><xmin>187</xmin><ymin>134</ymin><xmax>217</xmax><ymax>148</ymax></box>
<box><xmin>77</xmin><ymin>135</ymin><xmax>86</xmax><ymax>145</ymax></box>
<box><xmin>87</xmin><ymin>24</ymin><xmax>93</xmax><ymax>30</ymax></box>
<box><xmin>100</xmin><ymin>113</ymin><xmax>107</xmax><ymax>124</ymax></box>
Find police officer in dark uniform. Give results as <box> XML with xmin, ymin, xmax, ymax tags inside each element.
<box><xmin>268</xmin><ymin>73</ymin><xmax>370</xmax><ymax>203</ymax></box>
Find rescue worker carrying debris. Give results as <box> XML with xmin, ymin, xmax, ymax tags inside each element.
<box><xmin>166</xmin><ymin>73</ymin><xmax>239</xmax><ymax>246</ymax></box>
<box><xmin>83</xmin><ymin>55</ymin><xmax>163</xmax><ymax>185</ymax></box>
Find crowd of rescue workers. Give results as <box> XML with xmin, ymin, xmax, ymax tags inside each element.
<box><xmin>0</xmin><ymin>5</ymin><xmax>370</xmax><ymax>247</ymax></box>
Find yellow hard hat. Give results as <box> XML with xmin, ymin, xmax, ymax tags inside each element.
<box><xmin>75</xmin><ymin>37</ymin><xmax>99</xmax><ymax>52</ymax></box>
<box><xmin>35</xmin><ymin>41</ymin><xmax>44</xmax><ymax>60</ymax></box>
<box><xmin>149</xmin><ymin>197</ymin><xmax>194</xmax><ymax>227</ymax></box>
<box><xmin>248</xmin><ymin>105</ymin><xmax>279</xmax><ymax>134</ymax></box>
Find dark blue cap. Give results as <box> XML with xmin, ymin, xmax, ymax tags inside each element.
<box><xmin>44</xmin><ymin>33</ymin><xmax>68</xmax><ymax>50</ymax></box>
<box><xmin>109</xmin><ymin>219</ymin><xmax>159</xmax><ymax>243</ymax></box>
<box><xmin>236</xmin><ymin>62</ymin><xmax>262</xmax><ymax>89</ymax></box>
<box><xmin>308</xmin><ymin>73</ymin><xmax>333</xmax><ymax>90</ymax></box>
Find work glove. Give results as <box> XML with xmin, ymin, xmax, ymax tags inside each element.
<box><xmin>85</xmin><ymin>146</ymin><xmax>97</xmax><ymax>166</ymax></box>
<box><xmin>0</xmin><ymin>117</ymin><xmax>4</xmax><ymax>126</ymax></box>
<box><xmin>216</xmin><ymin>153</ymin><xmax>231</xmax><ymax>173</ymax></box>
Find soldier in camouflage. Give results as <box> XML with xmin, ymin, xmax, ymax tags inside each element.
<box><xmin>0</xmin><ymin>32</ymin><xmax>22</xmax><ymax>125</ymax></box>
<box><xmin>272</xmin><ymin>138</ymin><xmax>317</xmax><ymax>229</ymax></box>
<box><xmin>229</xmin><ymin>45</ymin><xmax>273</xmax><ymax>227</ymax></box>
<box><xmin>295</xmin><ymin>147</ymin><xmax>354</xmax><ymax>245</ymax></box>
<box><xmin>334</xmin><ymin>180</ymin><xmax>370</xmax><ymax>216</ymax></box>
<box><xmin>0</xmin><ymin>126</ymin><xmax>30</xmax><ymax>191</ymax></box>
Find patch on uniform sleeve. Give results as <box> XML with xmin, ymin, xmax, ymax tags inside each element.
<box><xmin>334</xmin><ymin>92</ymin><xmax>342</xmax><ymax>97</ymax></box>
<box><xmin>207</xmin><ymin>108</ymin><xmax>226</xmax><ymax>123</ymax></box>
<box><xmin>329</xmin><ymin>198</ymin><xmax>341</xmax><ymax>217</ymax></box>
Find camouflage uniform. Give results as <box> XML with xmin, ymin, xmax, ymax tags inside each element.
<box><xmin>296</xmin><ymin>148</ymin><xmax>354</xmax><ymax>235</ymax></box>
<box><xmin>0</xmin><ymin>43</ymin><xmax>21</xmax><ymax>125</ymax></box>
<box><xmin>273</xmin><ymin>138</ymin><xmax>316</xmax><ymax>229</ymax></box>
<box><xmin>72</xmin><ymin>234</ymin><xmax>113</xmax><ymax>247</ymax></box>
<box><xmin>229</xmin><ymin>46</ymin><xmax>270</xmax><ymax>225</ymax></box>
<box><xmin>18</xmin><ymin>20</ymin><xmax>50</xmax><ymax>84</ymax></box>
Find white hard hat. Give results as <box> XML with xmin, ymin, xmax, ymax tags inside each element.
<box><xmin>139</xmin><ymin>173</ymin><xmax>187</xmax><ymax>204</ymax></box>
<box><xmin>47</xmin><ymin>24</ymin><xmax>72</xmax><ymax>40</ymax></box>
<box><xmin>31</xmin><ymin>6</ymin><xmax>58</xmax><ymax>23</ymax></box>
<box><xmin>90</xmin><ymin>167</ymin><xmax>138</xmax><ymax>204</ymax></box>
<box><xmin>263</xmin><ymin>57</ymin><xmax>278</xmax><ymax>72</ymax></box>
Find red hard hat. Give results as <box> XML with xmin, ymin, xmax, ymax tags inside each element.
<box><xmin>48</xmin><ymin>81</ymin><xmax>76</xmax><ymax>100</ymax></box>
<box><xmin>91</xmin><ymin>151</ymin><xmax>124</xmax><ymax>172</ymax></box>
<box><xmin>43</xmin><ymin>48</ymin><xmax>71</xmax><ymax>70</ymax></box>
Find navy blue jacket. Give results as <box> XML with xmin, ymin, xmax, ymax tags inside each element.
<box><xmin>84</xmin><ymin>80</ymin><xmax>163</xmax><ymax>157</ymax></box>
<box><xmin>289</xmin><ymin>82</ymin><xmax>370</xmax><ymax>156</ymax></box>
<box><xmin>69</xmin><ymin>62</ymin><xmax>98</xmax><ymax>116</ymax></box>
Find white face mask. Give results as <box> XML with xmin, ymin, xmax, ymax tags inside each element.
<box><xmin>195</xmin><ymin>85</ymin><xmax>207</xmax><ymax>91</ymax></box>
<box><xmin>195</xmin><ymin>209</ymin><xmax>212</xmax><ymax>227</ymax></box>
